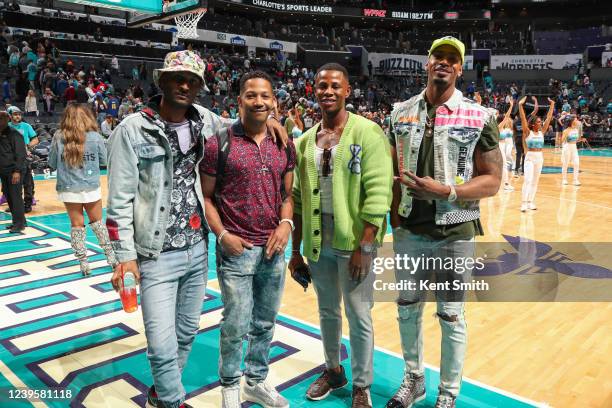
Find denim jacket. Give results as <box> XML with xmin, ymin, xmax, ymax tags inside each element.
<box><xmin>48</xmin><ymin>130</ymin><xmax>107</xmax><ymax>192</ymax></box>
<box><xmin>106</xmin><ymin>96</ymin><xmax>228</xmax><ymax>262</ymax></box>
<box><xmin>390</xmin><ymin>89</ymin><xmax>493</xmax><ymax>225</ymax></box>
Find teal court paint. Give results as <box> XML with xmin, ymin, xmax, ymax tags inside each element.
<box><xmin>0</xmin><ymin>212</ymin><xmax>542</xmax><ymax>407</ymax></box>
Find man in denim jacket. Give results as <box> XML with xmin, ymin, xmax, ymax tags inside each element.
<box><xmin>107</xmin><ymin>50</ymin><xmax>217</xmax><ymax>408</ymax></box>
<box><xmin>386</xmin><ymin>37</ymin><xmax>502</xmax><ymax>408</ymax></box>
<box><xmin>106</xmin><ymin>51</ymin><xmax>287</xmax><ymax>408</ymax></box>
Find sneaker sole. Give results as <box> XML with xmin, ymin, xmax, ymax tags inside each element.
<box><xmin>414</xmin><ymin>392</ymin><xmax>426</xmax><ymax>404</ymax></box>
<box><xmin>387</xmin><ymin>391</ymin><xmax>426</xmax><ymax>408</ymax></box>
<box><xmin>306</xmin><ymin>380</ymin><xmax>348</xmax><ymax>401</ymax></box>
<box><xmin>242</xmin><ymin>390</ymin><xmax>289</xmax><ymax>408</ymax></box>
<box><xmin>145</xmin><ymin>401</ymin><xmax>156</xmax><ymax>408</ymax></box>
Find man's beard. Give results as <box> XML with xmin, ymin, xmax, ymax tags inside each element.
<box><xmin>432</xmin><ymin>77</ymin><xmax>449</xmax><ymax>86</ymax></box>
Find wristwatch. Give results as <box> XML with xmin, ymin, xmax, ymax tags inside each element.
<box><xmin>361</xmin><ymin>243</ymin><xmax>377</xmax><ymax>255</ymax></box>
<box><xmin>447</xmin><ymin>184</ymin><xmax>457</xmax><ymax>203</ymax></box>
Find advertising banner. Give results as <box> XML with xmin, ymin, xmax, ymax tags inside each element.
<box><xmin>249</xmin><ymin>0</ymin><xmax>333</xmax><ymax>14</ymax></box>
<box><xmin>201</xmin><ymin>29</ymin><xmax>297</xmax><ymax>53</ymax></box>
<box><xmin>490</xmin><ymin>54</ymin><xmax>582</xmax><ymax>70</ymax></box>
<box><xmin>369</xmin><ymin>53</ymin><xmax>474</xmax><ymax>75</ymax></box>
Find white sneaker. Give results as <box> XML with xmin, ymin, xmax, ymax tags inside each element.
<box><xmin>520</xmin><ymin>203</ymin><xmax>528</xmax><ymax>212</ymax></box>
<box><xmin>528</xmin><ymin>202</ymin><xmax>537</xmax><ymax>210</ymax></box>
<box><xmin>222</xmin><ymin>384</ymin><xmax>241</xmax><ymax>408</ymax></box>
<box><xmin>243</xmin><ymin>380</ymin><xmax>289</xmax><ymax>408</ymax></box>
<box><xmin>574</xmin><ymin>180</ymin><xmax>581</xmax><ymax>186</ymax></box>
<box><xmin>562</xmin><ymin>180</ymin><xmax>568</xmax><ymax>185</ymax></box>
<box><xmin>504</xmin><ymin>184</ymin><xmax>514</xmax><ymax>191</ymax></box>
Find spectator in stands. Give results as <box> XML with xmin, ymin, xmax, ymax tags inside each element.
<box><xmin>2</xmin><ymin>77</ymin><xmax>10</xmax><ymax>103</ymax></box>
<box><xmin>110</xmin><ymin>55</ymin><xmax>119</xmax><ymax>76</ymax></box>
<box><xmin>15</xmin><ymin>72</ymin><xmax>29</xmax><ymax>103</ymax></box>
<box><xmin>24</xmin><ymin>90</ymin><xmax>38</xmax><ymax>117</ymax></box>
<box><xmin>92</xmin><ymin>93</ymin><xmax>108</xmax><ymax>124</ymax></box>
<box><xmin>42</xmin><ymin>87</ymin><xmax>57</xmax><ymax>116</ymax></box>
<box><xmin>138</xmin><ymin>62</ymin><xmax>147</xmax><ymax>81</ymax></box>
<box><xmin>0</xmin><ymin>110</ymin><xmax>27</xmax><ymax>233</ymax></box>
<box><xmin>562</xmin><ymin>99</ymin><xmax>571</xmax><ymax>113</ymax></box>
<box><xmin>131</xmin><ymin>65</ymin><xmax>139</xmax><ymax>81</ymax></box>
<box><xmin>466</xmin><ymin>81</ymin><xmax>476</xmax><ymax>98</ymax></box>
<box><xmin>63</xmin><ymin>81</ymin><xmax>76</xmax><ymax>105</ymax></box>
<box><xmin>105</xmin><ymin>90</ymin><xmax>120</xmax><ymax>119</ymax></box>
<box><xmin>8</xmin><ymin>48</ymin><xmax>19</xmax><ymax>76</ymax></box>
<box><xmin>75</xmin><ymin>83</ymin><xmax>88</xmax><ymax>104</ymax></box>
<box><xmin>100</xmin><ymin>114</ymin><xmax>113</xmax><ymax>140</ymax></box>
<box><xmin>85</xmin><ymin>81</ymin><xmax>95</xmax><ymax>103</ymax></box>
<box><xmin>48</xmin><ymin>103</ymin><xmax>116</xmax><ymax>276</ymax></box>
<box><xmin>26</xmin><ymin>59</ymin><xmax>37</xmax><ymax>90</ymax></box>
<box><xmin>93</xmin><ymin>27</ymin><xmax>104</xmax><ymax>42</ymax></box>
<box><xmin>116</xmin><ymin>98</ymin><xmax>128</xmax><ymax>121</ymax></box>
<box><xmin>56</xmin><ymin>74</ymin><xmax>69</xmax><ymax>103</ymax></box>
<box><xmin>132</xmin><ymin>83</ymin><xmax>144</xmax><ymax>100</ymax></box>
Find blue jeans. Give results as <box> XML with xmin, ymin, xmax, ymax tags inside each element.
<box><xmin>308</xmin><ymin>214</ymin><xmax>375</xmax><ymax>387</ymax></box>
<box><xmin>217</xmin><ymin>246</ymin><xmax>286</xmax><ymax>386</ymax></box>
<box><xmin>392</xmin><ymin>228</ymin><xmax>474</xmax><ymax>397</ymax></box>
<box><xmin>139</xmin><ymin>240</ymin><xmax>208</xmax><ymax>408</ymax></box>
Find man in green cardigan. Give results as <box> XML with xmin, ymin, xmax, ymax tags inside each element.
<box><xmin>289</xmin><ymin>63</ymin><xmax>393</xmax><ymax>408</ymax></box>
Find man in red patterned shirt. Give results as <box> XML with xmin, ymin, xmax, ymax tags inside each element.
<box><xmin>201</xmin><ymin>71</ymin><xmax>296</xmax><ymax>408</ymax></box>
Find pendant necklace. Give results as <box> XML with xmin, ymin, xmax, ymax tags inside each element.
<box><xmin>425</xmin><ymin>112</ymin><xmax>434</xmax><ymax>137</ymax></box>
<box><xmin>258</xmin><ymin>140</ymin><xmax>270</xmax><ymax>173</ymax></box>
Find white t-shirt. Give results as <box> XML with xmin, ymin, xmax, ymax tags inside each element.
<box><xmin>167</xmin><ymin>120</ymin><xmax>192</xmax><ymax>154</ymax></box>
<box><xmin>315</xmin><ymin>144</ymin><xmax>339</xmax><ymax>215</ymax></box>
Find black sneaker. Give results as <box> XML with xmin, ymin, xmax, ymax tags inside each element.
<box><xmin>24</xmin><ymin>207</ymin><xmax>32</xmax><ymax>213</ymax></box>
<box><xmin>385</xmin><ymin>373</ymin><xmax>425</xmax><ymax>408</ymax></box>
<box><xmin>145</xmin><ymin>385</ymin><xmax>158</xmax><ymax>408</ymax></box>
<box><xmin>434</xmin><ymin>394</ymin><xmax>456</xmax><ymax>408</ymax></box>
<box><xmin>9</xmin><ymin>225</ymin><xmax>25</xmax><ymax>233</ymax></box>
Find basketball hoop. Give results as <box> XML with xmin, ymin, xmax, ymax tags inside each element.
<box><xmin>174</xmin><ymin>8</ymin><xmax>206</xmax><ymax>39</ymax></box>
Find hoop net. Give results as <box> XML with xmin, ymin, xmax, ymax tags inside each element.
<box><xmin>174</xmin><ymin>8</ymin><xmax>206</xmax><ymax>39</ymax></box>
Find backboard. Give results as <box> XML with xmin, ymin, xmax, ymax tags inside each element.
<box><xmin>61</xmin><ymin>0</ymin><xmax>162</xmax><ymax>14</ymax></box>
<box><xmin>127</xmin><ymin>0</ymin><xmax>207</xmax><ymax>28</ymax></box>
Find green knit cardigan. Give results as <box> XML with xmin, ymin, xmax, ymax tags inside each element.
<box><xmin>292</xmin><ymin>112</ymin><xmax>393</xmax><ymax>262</ymax></box>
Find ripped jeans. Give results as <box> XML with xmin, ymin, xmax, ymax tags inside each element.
<box><xmin>392</xmin><ymin>227</ymin><xmax>475</xmax><ymax>397</ymax></box>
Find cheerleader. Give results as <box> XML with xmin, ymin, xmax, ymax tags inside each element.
<box><xmin>498</xmin><ymin>100</ymin><xmax>515</xmax><ymax>191</ymax></box>
<box><xmin>518</xmin><ymin>96</ymin><xmax>555</xmax><ymax>212</ymax></box>
<box><xmin>560</xmin><ymin>115</ymin><xmax>582</xmax><ymax>186</ymax></box>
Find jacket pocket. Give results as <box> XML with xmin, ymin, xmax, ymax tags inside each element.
<box><xmin>447</xmin><ymin>127</ymin><xmax>480</xmax><ymax>145</ymax></box>
<box><xmin>136</xmin><ymin>144</ymin><xmax>166</xmax><ymax>161</ymax></box>
<box><xmin>136</xmin><ymin>144</ymin><xmax>166</xmax><ymax>186</ymax></box>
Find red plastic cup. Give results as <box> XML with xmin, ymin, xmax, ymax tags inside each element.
<box><xmin>119</xmin><ymin>265</ymin><xmax>138</xmax><ymax>313</ymax></box>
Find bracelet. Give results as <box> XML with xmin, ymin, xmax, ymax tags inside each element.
<box><xmin>280</xmin><ymin>218</ymin><xmax>295</xmax><ymax>231</ymax></box>
<box><xmin>217</xmin><ymin>230</ymin><xmax>229</xmax><ymax>244</ymax></box>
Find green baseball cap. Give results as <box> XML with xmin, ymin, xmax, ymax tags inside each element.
<box><xmin>428</xmin><ymin>36</ymin><xmax>465</xmax><ymax>63</ymax></box>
